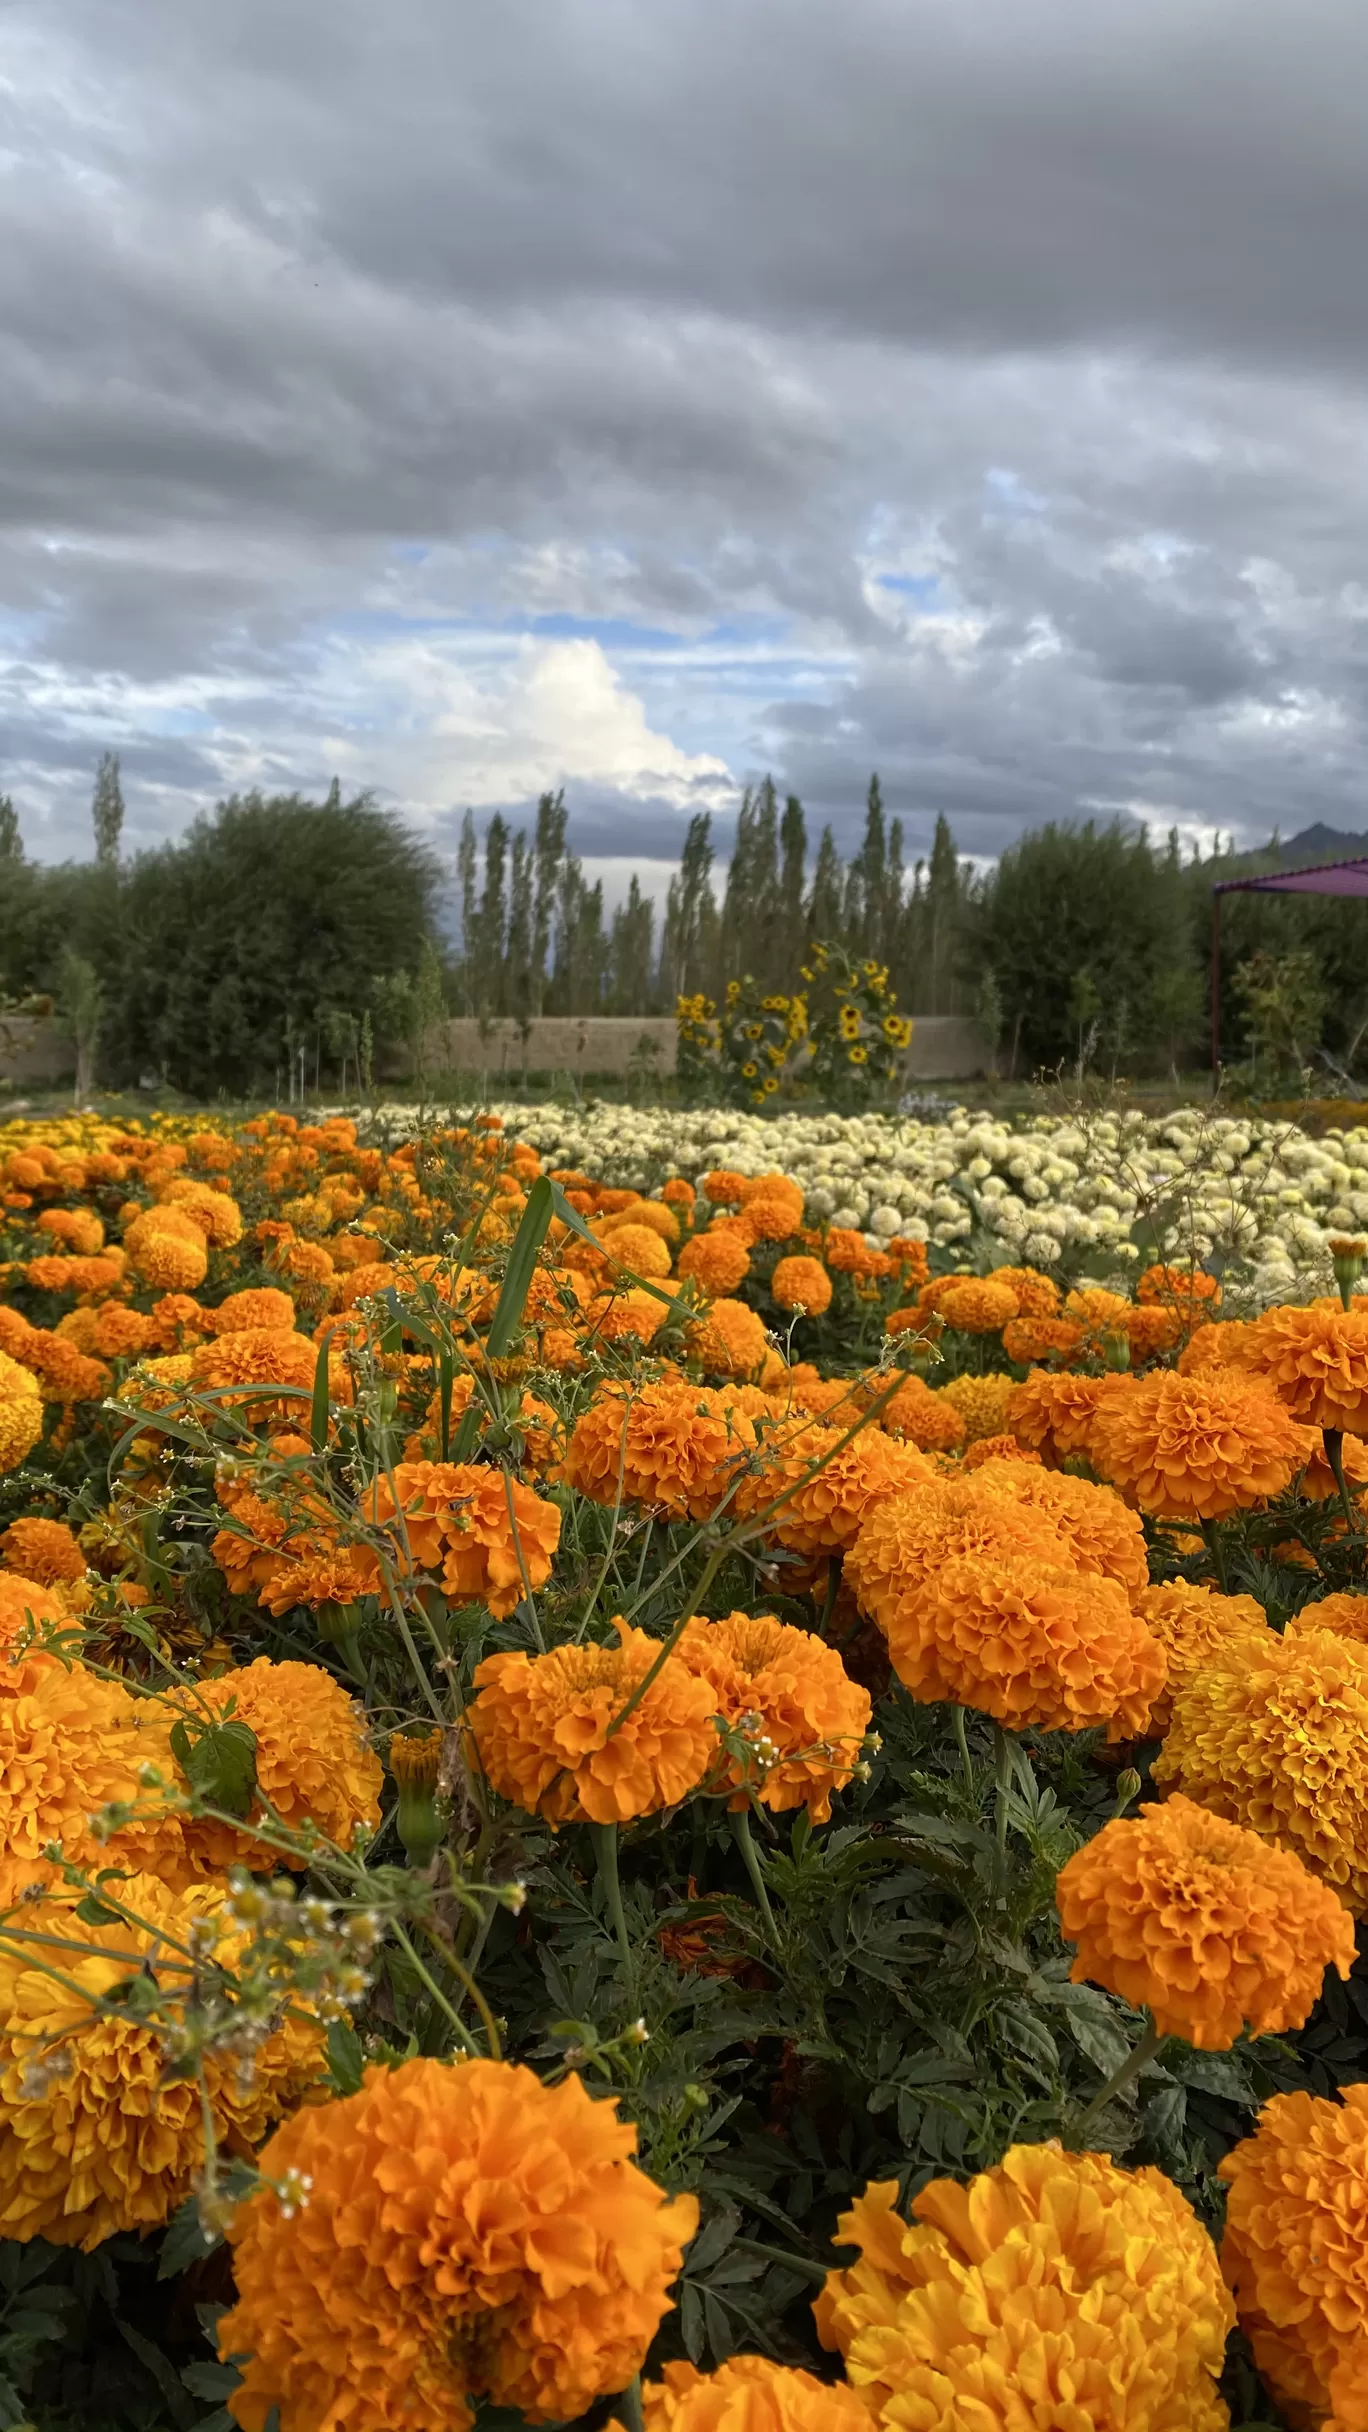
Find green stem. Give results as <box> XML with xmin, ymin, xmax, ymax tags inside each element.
<box><xmin>993</xmin><ymin>1722</ymin><xmax>1013</xmax><ymax>1860</ymax></box>
<box><xmin>1199</xmin><ymin>1516</ymin><xmax>1229</xmax><ymax>1592</ymax></box>
<box><xmin>818</xmin><ymin>1555</ymin><xmax>843</xmax><ymax>1637</ymax></box>
<box><xmin>732</xmin><ymin>1805</ymin><xmax>780</xmax><ymax>1944</ymax></box>
<box><xmin>1324</xmin><ymin>1427</ymin><xmax>1360</xmax><ymax>1535</ymax></box>
<box><xmin>1075</xmin><ymin>2018</ymin><xmax>1164</xmax><ymax>2140</ymax></box>
<box><xmin>591</xmin><ymin>1821</ymin><xmax>635</xmax><ymax>1992</ymax></box>
<box><xmin>952</xmin><ymin>1705</ymin><xmax>975</xmax><ymax>1805</ymax></box>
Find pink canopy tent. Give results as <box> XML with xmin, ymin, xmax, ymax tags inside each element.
<box><xmin>1211</xmin><ymin>855</ymin><xmax>1368</xmax><ymax>1073</ymax></box>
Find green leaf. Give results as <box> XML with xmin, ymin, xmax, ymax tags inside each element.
<box><xmin>160</xmin><ymin>2196</ymin><xmax>220</xmax><ymax>2279</ymax></box>
<box><xmin>485</xmin><ymin>1176</ymin><xmax>555</xmax><ymax>1360</ymax></box>
<box><xmin>437</xmin><ymin>1348</ymin><xmax>455</xmax><ymax>1459</ymax></box>
<box><xmin>181</xmin><ymin>2364</ymin><xmax>241</xmax><ymax>2401</ymax></box>
<box><xmin>1145</xmin><ymin>2082</ymin><xmax>1188</xmax><ymax>2162</ymax></box>
<box><xmin>325</xmin><ymin>2016</ymin><xmax>365</xmax><ymax>2097</ymax></box>
<box><xmin>170</xmin><ymin>1716</ymin><xmax>258</xmax><ymax>1818</ymax></box>
<box><xmin>309</xmin><ymin>1338</ymin><xmax>331</xmax><ymax>1454</ymax></box>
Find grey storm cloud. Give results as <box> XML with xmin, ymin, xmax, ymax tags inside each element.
<box><xmin>4</xmin><ymin>0</ymin><xmax>1368</xmax><ymax>866</ymax></box>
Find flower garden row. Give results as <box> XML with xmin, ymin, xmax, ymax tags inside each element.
<box><xmin>0</xmin><ymin>1105</ymin><xmax>1367</xmax><ymax>2425</ymax></box>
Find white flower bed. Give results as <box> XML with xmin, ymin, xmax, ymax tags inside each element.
<box><xmin>368</xmin><ymin>1099</ymin><xmax>1368</xmax><ymax>1304</ymax></box>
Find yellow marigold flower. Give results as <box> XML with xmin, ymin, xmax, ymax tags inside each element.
<box><xmin>936</xmin><ymin>1278</ymin><xmax>1020</xmax><ymax>1335</ymax></box>
<box><xmin>937</xmin><ymin>1371</ymin><xmax>1017</xmax><ymax>1444</ymax></box>
<box><xmin>967</xmin><ymin>1457</ymin><xmax>1150</xmax><ymax>1592</ymax></box>
<box><xmin>1155</xmin><ymin>1627</ymin><xmax>1368</xmax><ymax>1911</ymax></box>
<box><xmin>770</xmin><ymin>1254</ymin><xmax>833</xmax><ymax>1315</ymax></box>
<box><xmin>815</xmin><ymin>2144</ymin><xmax>1233</xmax><ymax>2432</ymax></box>
<box><xmin>687</xmin><ymin>1296</ymin><xmax>771</xmax><ymax>1379</ymax></box>
<box><xmin>603</xmin><ymin>1197</ymin><xmax>680</xmax><ymax>1246</ymax></box>
<box><xmin>879</xmin><ymin>1373</ymin><xmax>966</xmax><ymax>1452</ymax></box>
<box><xmin>209</xmin><ymin>1286</ymin><xmax>297</xmax><ymax>1334</ymax></box>
<box><xmin>1005</xmin><ymin>1368</ymin><xmax>1129</xmax><ymax>1463</ymax></box>
<box><xmin>677</xmin><ymin>1228</ymin><xmax>752</xmax><ymax>1295</ymax></box>
<box><xmin>172</xmin><ymin>1657</ymin><xmax>383</xmax><ymax>1879</ymax></box>
<box><xmin>627</xmin><ymin>2356</ymin><xmax>869</xmax><ymax>2430</ymax></box>
<box><xmin>220</xmin><ymin>2056</ymin><xmax>698</xmax><ymax>2432</ymax></box>
<box><xmin>735</xmin><ymin>1423</ymin><xmax>933</xmax><ymax>1558</ymax></box>
<box><xmin>1132</xmin><ymin>1580</ymin><xmax>1272</xmax><ymax>1733</ymax></box>
<box><xmin>1291</xmin><ymin>1589</ymin><xmax>1368</xmax><ymax>1644</ymax></box>
<box><xmin>1226</xmin><ymin>1300</ymin><xmax>1368</xmax><ymax>1432</ymax></box>
<box><xmin>1057</xmin><ymin>1792</ymin><xmax>1355</xmax><ymax>2047</ymax></box>
<box><xmin>0</xmin><ymin>1869</ymin><xmax>324</xmax><ymax>2251</ymax></box>
<box><xmin>470</xmin><ymin>1623</ymin><xmax>718</xmax><ymax>1825</ymax></box>
<box><xmin>1219</xmin><ymin>2084</ymin><xmax>1368</xmax><ymax>2429</ymax></box>
<box><xmin>365</xmin><ymin>1459</ymin><xmax>561</xmax><ymax>1618</ymax></box>
<box><xmin>0</xmin><ymin>1516</ymin><xmax>85</xmax><ymax>1587</ymax></box>
<box><xmin>678</xmin><ymin>1611</ymin><xmax>872</xmax><ymax>1819</ymax></box>
<box><xmin>564</xmin><ymin>1380</ymin><xmax>757</xmax><ymax>1521</ymax></box>
<box><xmin>1088</xmin><ymin>1370</ymin><xmax>1312</xmax><ymax>1520</ymax></box>
<box><xmin>0</xmin><ymin>1350</ymin><xmax>43</xmax><ymax>1474</ymax></box>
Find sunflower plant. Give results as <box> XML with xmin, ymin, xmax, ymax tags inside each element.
<box><xmin>801</xmin><ymin>942</ymin><xmax>912</xmax><ymax>1106</ymax></box>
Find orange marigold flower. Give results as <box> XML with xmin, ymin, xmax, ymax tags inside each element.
<box><xmin>1177</xmin><ymin>1318</ymin><xmax>1250</xmax><ymax>1375</ymax></box>
<box><xmin>564</xmin><ymin>1381</ymin><xmax>756</xmax><ymax>1521</ymax></box>
<box><xmin>936</xmin><ymin>1277</ymin><xmax>1020</xmax><ymax>1334</ymax></box>
<box><xmin>1291</xmin><ymin>1590</ymin><xmax>1368</xmax><ymax>1645</ymax></box>
<box><xmin>159</xmin><ymin>1178</ymin><xmax>242</xmax><ymax>1245</ymax></box>
<box><xmin>1137</xmin><ymin>1262</ymin><xmax>1222</xmax><ymax>1315</ymax></box>
<box><xmin>1088</xmin><ymin>1369</ymin><xmax>1312</xmax><ymax>1520</ymax></box>
<box><xmin>824</xmin><ymin>1228</ymin><xmax>882</xmax><ymax>1276</ymax></box>
<box><xmin>1124</xmin><ymin>1303</ymin><xmax>1182</xmax><ymax>1361</ymax></box>
<box><xmin>1155</xmin><ymin>1627</ymin><xmax>1368</xmax><ymax>1911</ymax></box>
<box><xmin>192</xmin><ymin>1326</ymin><xmax>336</xmax><ymax>1427</ymax></box>
<box><xmin>770</xmin><ymin>1254</ymin><xmax>832</xmax><ymax>1316</ymax></box>
<box><xmin>701</xmin><ymin>1167</ymin><xmax>748</xmax><ymax>1203</ymax></box>
<box><xmin>743</xmin><ymin>1194</ymin><xmax>803</xmax><ymax>1244</ymax></box>
<box><xmin>686</xmin><ymin>1296</ymin><xmax>771</xmax><ymax>1379</ymax></box>
<box><xmin>0</xmin><ymin>1571</ymin><xmax>75</xmax><ymax>1692</ymax></box>
<box><xmin>583</xmin><ymin>1285</ymin><xmax>671</xmax><ymax>1347</ymax></box>
<box><xmin>937</xmin><ymin>1371</ymin><xmax>1017</xmax><ymax>1444</ymax></box>
<box><xmin>735</xmin><ymin>1424</ymin><xmax>933</xmax><ymax>1558</ymax></box>
<box><xmin>124</xmin><ymin>1207</ymin><xmax>209</xmax><ymax>1292</ymax></box>
<box><xmin>367</xmin><ymin>1460</ymin><xmax>561</xmax><ymax>1617</ymax></box>
<box><xmin>173</xmin><ymin>1657</ymin><xmax>383</xmax><ymax>1879</ymax></box>
<box><xmin>848</xmin><ymin>1477</ymin><xmax>1066</xmax><ymax>1628</ymax></box>
<box><xmin>1057</xmin><ymin>1792</ymin><xmax>1355</xmax><ymax>2047</ymax></box>
<box><xmin>960</xmin><ymin>1430</ymin><xmax>1041</xmax><ymax>1471</ymax></box>
<box><xmin>1001</xmin><ymin>1313</ymin><xmax>1086</xmax><ymax>1367</ymax></box>
<box><xmin>146</xmin><ymin>1291</ymin><xmax>209</xmax><ymax>1349</ymax></box>
<box><xmin>988</xmin><ymin>1264</ymin><xmax>1061</xmax><ymax>1319</ymax></box>
<box><xmin>661</xmin><ymin>1176</ymin><xmax>695</xmax><ymax>1208</ymax></box>
<box><xmin>900</xmin><ymin>1551</ymin><xmax>1163</xmax><ymax>1735</ymax></box>
<box><xmin>1219</xmin><ymin>2085</ymin><xmax>1368</xmax><ymax>2430</ymax></box>
<box><xmin>1227</xmin><ymin>1300</ymin><xmax>1368</xmax><ymax>1432</ymax></box>
<box><xmin>220</xmin><ymin>2056</ymin><xmax>698</xmax><ymax>2432</ymax></box>
<box><xmin>815</xmin><ymin>2144</ymin><xmax>1232</xmax><ymax>2432</ymax></box>
<box><xmin>1297</xmin><ymin>1428</ymin><xmax>1368</xmax><ymax>1502</ymax></box>
<box><xmin>968</xmin><ymin>1457</ymin><xmax>1149</xmax><ymax>1592</ymax></box>
<box><xmin>628</xmin><ymin>2356</ymin><xmax>869</xmax><ymax>2431</ymax></box>
<box><xmin>677</xmin><ymin>1228</ymin><xmax>752</xmax><ymax>1294</ymax></box>
<box><xmin>258</xmin><ymin>1546</ymin><xmax>375</xmax><ymax>1617</ymax></box>
<box><xmin>598</xmin><ymin>1220</ymin><xmax>674</xmax><ymax>1280</ymax></box>
<box><xmin>470</xmin><ymin>1623</ymin><xmax>718</xmax><ymax>1825</ymax></box>
<box><xmin>885</xmin><ymin>1303</ymin><xmax>942</xmax><ymax>1343</ymax></box>
<box><xmin>1064</xmin><ymin>1285</ymin><xmax>1135</xmax><ymax>1346</ymax></box>
<box><xmin>0</xmin><ymin>1516</ymin><xmax>85</xmax><ymax>1586</ymax></box>
<box><xmin>0</xmin><ymin>1869</ymin><xmax>325</xmax><ymax>2250</ymax></box>
<box><xmin>209</xmin><ymin>1286</ymin><xmax>297</xmax><ymax>1334</ymax></box>
<box><xmin>1005</xmin><ymin>1368</ymin><xmax>1129</xmax><ymax>1464</ymax></box>
<box><xmin>878</xmin><ymin>1373</ymin><xmax>966</xmax><ymax>1452</ymax></box>
<box><xmin>0</xmin><ymin>1659</ymin><xmax>183</xmax><ymax>1889</ymax></box>
<box><xmin>85</xmin><ymin>1302</ymin><xmax>157</xmax><ymax>1360</ymax></box>
<box><xmin>1132</xmin><ymin>1580</ymin><xmax>1272</xmax><ymax>1733</ymax></box>
<box><xmin>677</xmin><ymin>1611</ymin><xmax>872</xmax><ymax>1819</ymax></box>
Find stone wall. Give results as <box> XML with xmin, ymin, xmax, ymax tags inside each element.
<box><xmin>0</xmin><ymin>1012</ymin><xmax>996</xmax><ymax>1093</ymax></box>
<box><xmin>0</xmin><ymin>1014</ymin><xmax>73</xmax><ymax>1088</ymax></box>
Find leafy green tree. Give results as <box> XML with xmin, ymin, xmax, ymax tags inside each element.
<box><xmin>91</xmin><ymin>752</ymin><xmax>124</xmax><ymax>867</ymax></box>
<box><xmin>985</xmin><ymin>819</ymin><xmax>1196</xmax><ymax>1069</ymax></box>
<box><xmin>0</xmin><ymin>796</ymin><xmax>20</xmax><ymax>862</ymax></box>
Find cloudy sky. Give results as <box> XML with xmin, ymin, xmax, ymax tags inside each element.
<box><xmin>5</xmin><ymin>0</ymin><xmax>1368</xmax><ymax>892</ymax></box>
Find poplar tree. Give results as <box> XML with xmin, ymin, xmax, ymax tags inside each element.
<box><xmin>91</xmin><ymin>753</ymin><xmax>124</xmax><ymax>867</ymax></box>
<box><xmin>0</xmin><ymin>796</ymin><xmax>20</xmax><ymax>862</ymax></box>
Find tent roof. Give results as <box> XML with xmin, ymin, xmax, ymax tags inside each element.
<box><xmin>1213</xmin><ymin>854</ymin><xmax>1368</xmax><ymax>898</ymax></box>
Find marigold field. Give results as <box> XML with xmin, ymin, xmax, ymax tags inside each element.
<box><xmin>5</xmin><ymin>1101</ymin><xmax>1368</xmax><ymax>2428</ymax></box>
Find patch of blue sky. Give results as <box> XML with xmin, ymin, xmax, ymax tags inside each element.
<box><xmin>985</xmin><ymin>466</ymin><xmax>1049</xmax><ymax>512</ymax></box>
<box><xmin>876</xmin><ymin>571</ymin><xmax>941</xmax><ymax>603</ymax></box>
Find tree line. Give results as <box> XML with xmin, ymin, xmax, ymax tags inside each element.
<box><xmin>2</xmin><ymin>762</ymin><xmax>1366</xmax><ymax>1093</ymax></box>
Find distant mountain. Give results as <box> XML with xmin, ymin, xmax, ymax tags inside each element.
<box><xmin>1277</xmin><ymin>823</ymin><xmax>1368</xmax><ymax>865</ymax></box>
